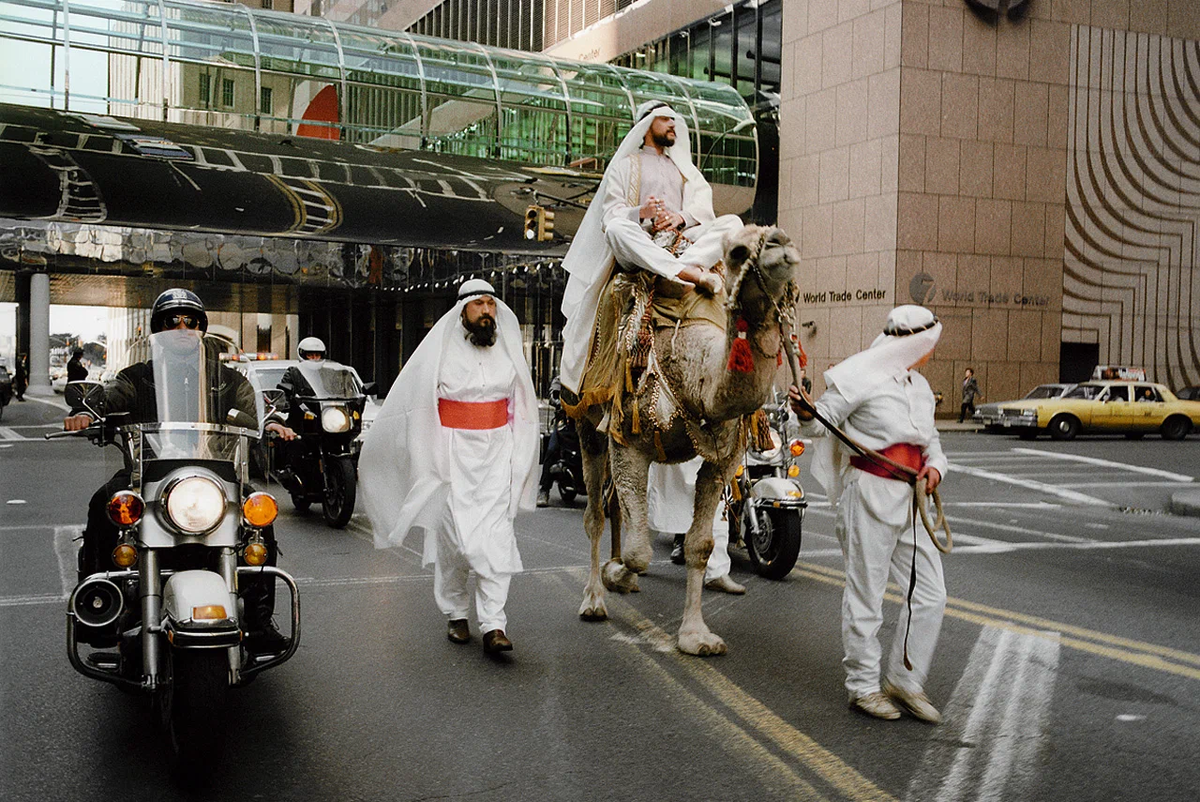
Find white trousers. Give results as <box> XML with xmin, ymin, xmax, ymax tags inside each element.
<box><xmin>432</xmin><ymin>516</ymin><xmax>512</xmax><ymax>634</ymax></box>
<box><xmin>647</xmin><ymin>458</ymin><xmax>731</xmax><ymax>580</ymax></box>
<box><xmin>835</xmin><ymin>472</ymin><xmax>946</xmax><ymax>698</ymax></box>
<box><xmin>605</xmin><ymin>214</ymin><xmax>744</xmax><ymax>279</ymax></box>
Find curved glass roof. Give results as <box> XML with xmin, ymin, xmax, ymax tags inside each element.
<box><xmin>0</xmin><ymin>0</ymin><xmax>757</xmax><ymax>189</ymax></box>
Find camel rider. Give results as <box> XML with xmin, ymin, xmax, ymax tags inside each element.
<box><xmin>557</xmin><ymin>100</ymin><xmax>745</xmax><ymax>412</ymax></box>
<box><xmin>63</xmin><ymin>288</ymin><xmax>296</xmax><ymax>653</ymax></box>
<box><xmin>789</xmin><ymin>305</ymin><xmax>947</xmax><ymax>724</ymax></box>
<box><xmin>359</xmin><ymin>279</ymin><xmax>539</xmax><ymax>654</ymax></box>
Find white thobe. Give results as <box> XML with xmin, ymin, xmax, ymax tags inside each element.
<box><xmin>433</xmin><ymin>332</ymin><xmax>522</xmax><ymax>633</ymax></box>
<box><xmin>601</xmin><ymin>149</ymin><xmax>742</xmax><ymax>285</ymax></box>
<box><xmin>802</xmin><ymin>372</ymin><xmax>949</xmax><ymax>698</ymax></box>
<box><xmin>646</xmin><ymin>457</ymin><xmax>731</xmax><ymax>581</ymax></box>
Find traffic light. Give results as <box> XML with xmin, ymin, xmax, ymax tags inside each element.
<box><xmin>537</xmin><ymin>208</ymin><xmax>555</xmax><ymax>241</ymax></box>
<box><xmin>524</xmin><ymin>205</ymin><xmax>539</xmax><ymax>240</ymax></box>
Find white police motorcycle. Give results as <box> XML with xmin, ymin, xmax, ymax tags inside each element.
<box><xmin>726</xmin><ymin>390</ymin><xmax>807</xmax><ymax>579</ymax></box>
<box><xmin>51</xmin><ymin>330</ymin><xmax>300</xmax><ymax>782</ymax></box>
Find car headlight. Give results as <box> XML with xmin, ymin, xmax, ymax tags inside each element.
<box><xmin>164</xmin><ymin>476</ymin><xmax>226</xmax><ymax>534</ymax></box>
<box><xmin>321</xmin><ymin>406</ymin><xmax>351</xmax><ymax>433</ymax></box>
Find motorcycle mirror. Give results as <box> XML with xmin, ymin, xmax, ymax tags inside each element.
<box><xmin>66</xmin><ymin>380</ymin><xmax>105</xmax><ymax>416</ymax></box>
<box><xmin>361</xmin><ymin>381</ymin><xmax>377</xmax><ymax>397</ymax></box>
<box><xmin>262</xmin><ymin>388</ymin><xmax>285</xmax><ymax>407</ymax></box>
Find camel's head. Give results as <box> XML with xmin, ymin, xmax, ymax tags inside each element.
<box><xmin>723</xmin><ymin>225</ymin><xmax>800</xmax><ymax>323</ymax></box>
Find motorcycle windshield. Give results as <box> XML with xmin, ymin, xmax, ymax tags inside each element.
<box><xmin>145</xmin><ymin>331</ymin><xmax>264</xmax><ymax>433</ymax></box>
<box><xmin>294</xmin><ymin>362</ymin><xmax>361</xmax><ymax>400</ymax></box>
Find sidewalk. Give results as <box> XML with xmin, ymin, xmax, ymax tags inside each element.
<box><xmin>935</xmin><ymin>419</ymin><xmax>984</xmax><ymax>432</ymax></box>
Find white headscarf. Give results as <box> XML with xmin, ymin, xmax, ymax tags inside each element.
<box><xmin>359</xmin><ymin>279</ymin><xmax>539</xmax><ymax>553</ymax></box>
<box><xmin>558</xmin><ymin>102</ymin><xmax>713</xmax><ymax>394</ymax></box>
<box><xmin>810</xmin><ymin>306</ymin><xmax>942</xmax><ymax>506</ymax></box>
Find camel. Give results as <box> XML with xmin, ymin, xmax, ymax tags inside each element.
<box><xmin>573</xmin><ymin>224</ymin><xmax>801</xmax><ymax>655</ymax></box>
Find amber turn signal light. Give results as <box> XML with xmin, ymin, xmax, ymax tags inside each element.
<box><xmin>112</xmin><ymin>543</ymin><xmax>138</xmax><ymax>568</ymax></box>
<box><xmin>243</xmin><ymin>492</ymin><xmax>278</xmax><ymax>528</ymax></box>
<box><xmin>192</xmin><ymin>605</ymin><xmax>227</xmax><ymax>621</ymax></box>
<box><xmin>735</xmin><ymin>465</ymin><xmax>745</xmax><ymax>477</ymax></box>
<box><xmin>106</xmin><ymin>491</ymin><xmax>144</xmax><ymax>527</ymax></box>
<box><xmin>243</xmin><ymin>542</ymin><xmax>269</xmax><ymax>566</ymax></box>
<box><xmin>787</xmin><ymin>465</ymin><xmax>800</xmax><ymax>478</ymax></box>
<box><xmin>789</xmin><ymin>440</ymin><xmax>805</xmax><ymax>456</ymax></box>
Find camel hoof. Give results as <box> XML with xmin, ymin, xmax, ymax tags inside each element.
<box><xmin>578</xmin><ymin>604</ymin><xmax>608</xmax><ymax>622</ymax></box>
<box><xmin>678</xmin><ymin>631</ymin><xmax>727</xmax><ymax>657</ymax></box>
<box><xmin>602</xmin><ymin>559</ymin><xmax>640</xmax><ymax>594</ymax></box>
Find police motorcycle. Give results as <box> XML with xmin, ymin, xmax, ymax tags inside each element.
<box><xmin>264</xmin><ymin>355</ymin><xmax>371</xmax><ymax>528</ymax></box>
<box><xmin>725</xmin><ymin>389</ymin><xmax>807</xmax><ymax>580</ymax></box>
<box><xmin>50</xmin><ymin>330</ymin><xmax>300</xmax><ymax>779</ymax></box>
<box><xmin>540</xmin><ymin>381</ymin><xmax>585</xmax><ymax>504</ymax></box>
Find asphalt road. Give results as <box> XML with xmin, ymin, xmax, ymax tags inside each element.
<box><xmin>2</xmin><ymin>395</ymin><xmax>1198</xmax><ymax>801</ymax></box>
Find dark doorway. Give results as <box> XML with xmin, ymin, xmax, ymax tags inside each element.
<box><xmin>1059</xmin><ymin>342</ymin><xmax>1099</xmax><ymax>383</ymax></box>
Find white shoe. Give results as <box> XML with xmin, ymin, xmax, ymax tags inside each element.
<box><xmin>849</xmin><ymin>691</ymin><xmax>901</xmax><ymax>721</ymax></box>
<box><xmin>882</xmin><ymin>679</ymin><xmax>942</xmax><ymax>724</ymax></box>
<box><xmin>704</xmin><ymin>575</ymin><xmax>746</xmax><ymax>595</ymax></box>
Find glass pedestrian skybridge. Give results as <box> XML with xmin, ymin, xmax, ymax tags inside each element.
<box><xmin>0</xmin><ymin>0</ymin><xmax>757</xmax><ymax>192</ymax></box>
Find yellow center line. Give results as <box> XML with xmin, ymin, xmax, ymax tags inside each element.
<box><xmin>796</xmin><ymin>562</ymin><xmax>1200</xmax><ymax>680</ymax></box>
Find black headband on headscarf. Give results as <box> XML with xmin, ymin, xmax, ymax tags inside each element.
<box><xmin>882</xmin><ymin>316</ymin><xmax>940</xmax><ymax>337</ymax></box>
<box><xmin>458</xmin><ymin>290</ymin><xmax>495</xmax><ymax>302</ymax></box>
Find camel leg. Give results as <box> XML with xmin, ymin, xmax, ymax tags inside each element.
<box><xmin>677</xmin><ymin>460</ymin><xmax>729</xmax><ymax>656</ymax></box>
<box><xmin>578</xmin><ymin>425</ymin><xmax>611</xmax><ymax>621</ymax></box>
<box><xmin>602</xmin><ymin>441</ymin><xmax>652</xmax><ymax>594</ymax></box>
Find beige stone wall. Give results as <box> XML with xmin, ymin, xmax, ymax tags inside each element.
<box><xmin>784</xmin><ymin>0</ymin><xmax>1199</xmax><ymax>409</ymax></box>
<box><xmin>779</xmin><ymin>0</ymin><xmax>904</xmax><ymax>393</ymax></box>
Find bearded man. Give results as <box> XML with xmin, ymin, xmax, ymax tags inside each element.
<box><xmin>790</xmin><ymin>305</ymin><xmax>948</xmax><ymax>724</ymax></box>
<box><xmin>360</xmin><ymin>279</ymin><xmax>539</xmax><ymax>654</ymax></box>
<box><xmin>557</xmin><ymin>100</ymin><xmax>745</xmax><ymax>408</ymax></box>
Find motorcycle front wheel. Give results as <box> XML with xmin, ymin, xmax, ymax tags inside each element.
<box><xmin>159</xmin><ymin>648</ymin><xmax>228</xmax><ymax>784</ymax></box>
<box><xmin>745</xmin><ymin>506</ymin><xmax>802</xmax><ymax>581</ymax></box>
<box><xmin>322</xmin><ymin>455</ymin><xmax>357</xmax><ymax>528</ymax></box>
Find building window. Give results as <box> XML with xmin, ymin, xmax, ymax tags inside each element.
<box><xmin>222</xmin><ymin>78</ymin><xmax>235</xmax><ymax>108</ymax></box>
<box><xmin>260</xmin><ymin>86</ymin><xmax>273</xmax><ymax>114</ymax></box>
<box><xmin>198</xmin><ymin>74</ymin><xmax>211</xmax><ymax>107</ymax></box>
<box><xmin>261</xmin><ymin>0</ymin><xmax>273</xmax><ymax>7</ymax></box>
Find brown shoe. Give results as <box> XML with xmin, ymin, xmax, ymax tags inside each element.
<box><xmin>482</xmin><ymin>629</ymin><xmax>513</xmax><ymax>653</ymax></box>
<box><xmin>447</xmin><ymin>618</ymin><xmax>470</xmax><ymax>644</ymax></box>
<box><xmin>849</xmin><ymin>691</ymin><xmax>901</xmax><ymax>721</ymax></box>
<box><xmin>882</xmin><ymin>679</ymin><xmax>942</xmax><ymax>724</ymax></box>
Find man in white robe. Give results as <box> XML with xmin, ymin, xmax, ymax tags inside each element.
<box><xmin>359</xmin><ymin>279</ymin><xmax>539</xmax><ymax>654</ymax></box>
<box><xmin>790</xmin><ymin>306</ymin><xmax>948</xmax><ymax>723</ymax></box>
<box><xmin>647</xmin><ymin>458</ymin><xmax>746</xmax><ymax>594</ymax></box>
<box><xmin>558</xmin><ymin>100</ymin><xmax>745</xmax><ymax>401</ymax></box>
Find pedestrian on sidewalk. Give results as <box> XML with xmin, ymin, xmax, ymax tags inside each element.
<box><xmin>958</xmin><ymin>368</ymin><xmax>980</xmax><ymax>423</ymax></box>
<box><xmin>14</xmin><ymin>353</ymin><xmax>27</xmax><ymax>401</ymax></box>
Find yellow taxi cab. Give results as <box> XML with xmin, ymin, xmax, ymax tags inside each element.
<box><xmin>992</xmin><ymin>381</ymin><xmax>1200</xmax><ymax>441</ymax></box>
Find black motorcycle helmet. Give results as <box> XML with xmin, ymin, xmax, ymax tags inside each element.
<box><xmin>150</xmin><ymin>288</ymin><xmax>208</xmax><ymax>334</ymax></box>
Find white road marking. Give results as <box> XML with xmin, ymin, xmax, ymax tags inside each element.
<box><xmin>943</xmin><ymin>515</ymin><xmax>1092</xmax><ymax>544</ymax></box>
<box><xmin>1010</xmin><ymin>448</ymin><xmax>1194</xmax><ymax>482</ymax></box>
<box><xmin>906</xmin><ymin>626</ymin><xmax>1058</xmax><ymax>802</ymax></box>
<box><xmin>952</xmin><ymin>537</ymin><xmax>1200</xmax><ymax>555</ymax></box>
<box><xmin>6</xmin><ymin>499</ymin><xmax>27</xmax><ymax>505</ymax></box>
<box><xmin>0</xmin><ymin>427</ymin><xmax>23</xmax><ymax>440</ymax></box>
<box><xmin>948</xmin><ymin>463</ymin><xmax>1111</xmax><ymax>506</ymax></box>
<box><xmin>944</xmin><ymin>502</ymin><xmax>1061</xmax><ymax>509</ymax></box>
<box><xmin>54</xmin><ymin>526</ymin><xmax>80</xmax><ymax>599</ymax></box>
<box><xmin>1059</xmin><ymin>481</ymin><xmax>1200</xmax><ymax>488</ymax></box>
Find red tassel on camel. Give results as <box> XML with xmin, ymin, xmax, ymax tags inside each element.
<box><xmin>727</xmin><ymin>318</ymin><xmax>755</xmax><ymax>373</ymax></box>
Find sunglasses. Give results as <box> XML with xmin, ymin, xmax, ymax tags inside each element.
<box><xmin>165</xmin><ymin>314</ymin><xmax>201</xmax><ymax>330</ymax></box>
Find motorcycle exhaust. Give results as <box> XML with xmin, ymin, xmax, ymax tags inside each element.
<box><xmin>72</xmin><ymin>577</ymin><xmax>125</xmax><ymax>628</ymax></box>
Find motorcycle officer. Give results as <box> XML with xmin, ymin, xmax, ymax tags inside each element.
<box><xmin>273</xmin><ymin>336</ymin><xmax>326</xmax><ymax>493</ymax></box>
<box><xmin>63</xmin><ymin>288</ymin><xmax>296</xmax><ymax>653</ymax></box>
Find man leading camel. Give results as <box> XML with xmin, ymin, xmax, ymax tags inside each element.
<box><xmin>790</xmin><ymin>305</ymin><xmax>948</xmax><ymax>724</ymax></box>
<box><xmin>558</xmin><ymin>100</ymin><xmax>745</xmax><ymax>408</ymax></box>
<box><xmin>359</xmin><ymin>279</ymin><xmax>539</xmax><ymax>654</ymax></box>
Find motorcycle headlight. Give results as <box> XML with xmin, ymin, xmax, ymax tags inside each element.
<box><xmin>164</xmin><ymin>476</ymin><xmax>226</xmax><ymax>534</ymax></box>
<box><xmin>321</xmin><ymin>406</ymin><xmax>351</xmax><ymax>434</ymax></box>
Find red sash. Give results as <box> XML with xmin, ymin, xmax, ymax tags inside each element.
<box><xmin>849</xmin><ymin>442</ymin><xmax>925</xmax><ymax>481</ymax></box>
<box><xmin>438</xmin><ymin>398</ymin><xmax>508</xmax><ymax>430</ymax></box>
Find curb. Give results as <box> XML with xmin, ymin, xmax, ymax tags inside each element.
<box><xmin>1169</xmin><ymin>489</ymin><xmax>1200</xmax><ymax>518</ymax></box>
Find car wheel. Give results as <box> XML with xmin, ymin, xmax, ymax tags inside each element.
<box><xmin>1048</xmin><ymin>414</ymin><xmax>1080</xmax><ymax>441</ymax></box>
<box><xmin>1160</xmin><ymin>416</ymin><xmax>1191</xmax><ymax>441</ymax></box>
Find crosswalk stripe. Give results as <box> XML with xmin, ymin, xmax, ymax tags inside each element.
<box><xmin>1010</xmin><ymin>448</ymin><xmax>1194</xmax><ymax>482</ymax></box>
<box><xmin>905</xmin><ymin>626</ymin><xmax>1058</xmax><ymax>802</ymax></box>
<box><xmin>0</xmin><ymin>427</ymin><xmax>23</xmax><ymax>440</ymax></box>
